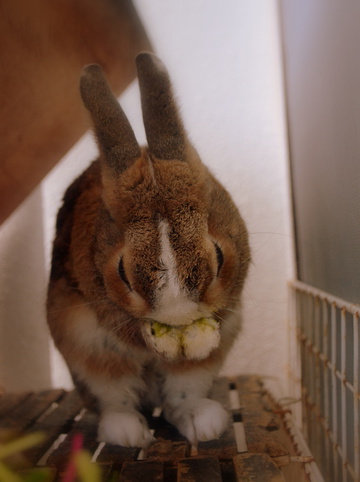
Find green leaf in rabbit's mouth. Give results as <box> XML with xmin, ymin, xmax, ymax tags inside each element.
<box><xmin>144</xmin><ymin>317</ymin><xmax>220</xmax><ymax>361</ymax></box>
<box><xmin>149</xmin><ymin>317</ymin><xmax>219</xmax><ymax>337</ymax></box>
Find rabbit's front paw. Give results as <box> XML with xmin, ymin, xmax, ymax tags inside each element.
<box><xmin>98</xmin><ymin>411</ymin><xmax>155</xmax><ymax>448</ymax></box>
<box><xmin>167</xmin><ymin>398</ymin><xmax>229</xmax><ymax>445</ymax></box>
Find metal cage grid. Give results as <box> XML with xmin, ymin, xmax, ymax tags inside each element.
<box><xmin>289</xmin><ymin>280</ymin><xmax>360</xmax><ymax>482</ymax></box>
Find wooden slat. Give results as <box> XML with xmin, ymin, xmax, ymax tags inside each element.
<box><xmin>198</xmin><ymin>425</ymin><xmax>237</xmax><ymax>461</ymax></box>
<box><xmin>233</xmin><ymin>453</ymin><xmax>285</xmax><ymax>482</ymax></box>
<box><xmin>235</xmin><ymin>377</ymin><xmax>289</xmax><ymax>466</ymax></box>
<box><xmin>0</xmin><ymin>389</ymin><xmax>64</xmax><ymax>431</ymax></box>
<box><xmin>0</xmin><ymin>392</ymin><xmax>31</xmax><ymax>418</ymax></box>
<box><xmin>163</xmin><ymin>465</ymin><xmax>177</xmax><ymax>482</ymax></box>
<box><xmin>219</xmin><ymin>461</ymin><xmax>237</xmax><ymax>482</ymax></box>
<box><xmin>46</xmin><ymin>411</ymin><xmax>99</xmax><ymax>471</ymax></box>
<box><xmin>96</xmin><ymin>442</ymin><xmax>139</xmax><ymax>466</ymax></box>
<box><xmin>119</xmin><ymin>460</ymin><xmax>164</xmax><ymax>482</ymax></box>
<box><xmin>177</xmin><ymin>456</ymin><xmax>222</xmax><ymax>482</ymax></box>
<box><xmin>147</xmin><ymin>414</ymin><xmax>189</xmax><ymax>465</ymax></box>
<box><xmin>26</xmin><ymin>390</ymin><xmax>84</xmax><ymax>465</ymax></box>
<box><xmin>235</xmin><ymin>375</ymin><xmax>264</xmax><ymax>401</ymax></box>
<box><xmin>147</xmin><ymin>438</ymin><xmax>189</xmax><ymax>465</ymax></box>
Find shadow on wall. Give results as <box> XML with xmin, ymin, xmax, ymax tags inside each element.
<box><xmin>0</xmin><ymin>188</ymin><xmax>52</xmax><ymax>391</ymax></box>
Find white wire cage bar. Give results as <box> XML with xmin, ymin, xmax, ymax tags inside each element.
<box><xmin>289</xmin><ymin>280</ymin><xmax>360</xmax><ymax>482</ymax></box>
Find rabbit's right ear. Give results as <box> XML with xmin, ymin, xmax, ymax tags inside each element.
<box><xmin>80</xmin><ymin>64</ymin><xmax>141</xmax><ymax>175</ymax></box>
<box><xmin>136</xmin><ymin>52</ymin><xmax>188</xmax><ymax>161</ymax></box>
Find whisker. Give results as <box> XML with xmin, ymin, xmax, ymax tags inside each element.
<box><xmin>215</xmin><ymin>312</ymin><xmax>242</xmax><ymax>337</ymax></box>
<box><xmin>106</xmin><ymin>317</ymin><xmax>133</xmax><ymax>336</ymax></box>
<box><xmin>48</xmin><ymin>299</ymin><xmax>109</xmax><ymax>314</ymax></box>
<box><xmin>221</xmin><ymin>296</ymin><xmax>242</xmax><ymax>303</ymax></box>
<box><xmin>106</xmin><ymin>316</ymin><xmax>142</xmax><ymax>339</ymax></box>
<box><xmin>221</xmin><ymin>307</ymin><xmax>242</xmax><ymax>316</ymax></box>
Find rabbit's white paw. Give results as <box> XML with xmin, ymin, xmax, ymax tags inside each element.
<box><xmin>166</xmin><ymin>398</ymin><xmax>228</xmax><ymax>445</ymax></box>
<box><xmin>98</xmin><ymin>411</ymin><xmax>155</xmax><ymax>448</ymax></box>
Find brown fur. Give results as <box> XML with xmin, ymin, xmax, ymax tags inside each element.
<box><xmin>47</xmin><ymin>53</ymin><xmax>250</xmax><ymax>440</ymax></box>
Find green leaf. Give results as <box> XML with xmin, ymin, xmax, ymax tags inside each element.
<box><xmin>23</xmin><ymin>468</ymin><xmax>53</xmax><ymax>482</ymax></box>
<box><xmin>0</xmin><ymin>461</ymin><xmax>23</xmax><ymax>482</ymax></box>
<box><xmin>0</xmin><ymin>433</ymin><xmax>46</xmax><ymax>460</ymax></box>
<box><xmin>74</xmin><ymin>451</ymin><xmax>101</xmax><ymax>482</ymax></box>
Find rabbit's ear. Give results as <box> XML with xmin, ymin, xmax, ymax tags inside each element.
<box><xmin>80</xmin><ymin>64</ymin><xmax>141</xmax><ymax>174</ymax></box>
<box><xmin>136</xmin><ymin>52</ymin><xmax>187</xmax><ymax>161</ymax></box>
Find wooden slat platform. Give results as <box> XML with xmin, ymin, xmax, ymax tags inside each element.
<box><xmin>0</xmin><ymin>376</ymin><xmax>309</xmax><ymax>481</ymax></box>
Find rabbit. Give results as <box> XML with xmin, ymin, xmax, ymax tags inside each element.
<box><xmin>47</xmin><ymin>52</ymin><xmax>250</xmax><ymax>448</ymax></box>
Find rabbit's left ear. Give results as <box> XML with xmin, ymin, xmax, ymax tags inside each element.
<box><xmin>80</xmin><ymin>64</ymin><xmax>141</xmax><ymax>175</ymax></box>
<box><xmin>136</xmin><ymin>52</ymin><xmax>188</xmax><ymax>161</ymax></box>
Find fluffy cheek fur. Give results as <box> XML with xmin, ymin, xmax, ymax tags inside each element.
<box><xmin>47</xmin><ymin>287</ymin><xmax>143</xmax><ymax>380</ymax></box>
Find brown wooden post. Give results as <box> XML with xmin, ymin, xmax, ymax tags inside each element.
<box><xmin>0</xmin><ymin>0</ymin><xmax>150</xmax><ymax>224</ymax></box>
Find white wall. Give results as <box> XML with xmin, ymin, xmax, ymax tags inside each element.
<box><xmin>0</xmin><ymin>0</ymin><xmax>294</xmax><ymax>394</ymax></box>
<box><xmin>0</xmin><ymin>188</ymin><xmax>52</xmax><ymax>390</ymax></box>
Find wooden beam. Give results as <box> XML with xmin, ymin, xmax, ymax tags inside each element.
<box><xmin>0</xmin><ymin>0</ymin><xmax>150</xmax><ymax>224</ymax></box>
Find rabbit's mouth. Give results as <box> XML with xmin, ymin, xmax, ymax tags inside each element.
<box><xmin>142</xmin><ymin>317</ymin><xmax>220</xmax><ymax>361</ymax></box>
